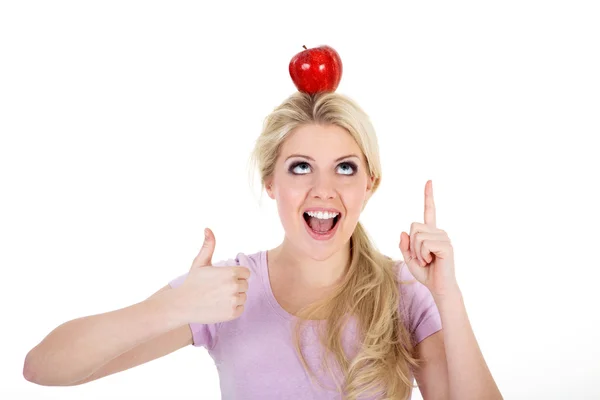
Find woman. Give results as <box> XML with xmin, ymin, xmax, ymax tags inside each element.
<box><xmin>23</xmin><ymin>91</ymin><xmax>503</xmax><ymax>399</ymax></box>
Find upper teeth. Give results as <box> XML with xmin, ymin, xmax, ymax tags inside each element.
<box><xmin>306</xmin><ymin>211</ymin><xmax>339</xmax><ymax>219</ymax></box>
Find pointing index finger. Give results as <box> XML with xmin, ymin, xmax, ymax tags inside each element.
<box><xmin>424</xmin><ymin>180</ymin><xmax>436</xmax><ymax>227</ymax></box>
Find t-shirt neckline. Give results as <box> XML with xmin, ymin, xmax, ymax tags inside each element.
<box><xmin>259</xmin><ymin>250</ymin><xmax>326</xmax><ymax>324</ymax></box>
<box><xmin>260</xmin><ymin>249</ymin><xmax>295</xmax><ymax>321</ymax></box>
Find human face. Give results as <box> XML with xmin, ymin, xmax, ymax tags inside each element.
<box><xmin>265</xmin><ymin>123</ymin><xmax>374</xmax><ymax>261</ymax></box>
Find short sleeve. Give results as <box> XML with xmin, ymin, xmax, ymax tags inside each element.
<box><xmin>168</xmin><ymin>258</ymin><xmax>239</xmax><ymax>349</ymax></box>
<box><xmin>396</xmin><ymin>261</ymin><xmax>443</xmax><ymax>345</ymax></box>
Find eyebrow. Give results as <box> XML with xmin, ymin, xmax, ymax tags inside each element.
<box><xmin>285</xmin><ymin>154</ymin><xmax>360</xmax><ymax>163</ymax></box>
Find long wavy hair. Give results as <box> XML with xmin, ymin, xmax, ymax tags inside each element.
<box><xmin>249</xmin><ymin>91</ymin><xmax>423</xmax><ymax>399</ymax></box>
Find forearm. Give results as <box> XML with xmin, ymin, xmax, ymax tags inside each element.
<box><xmin>434</xmin><ymin>286</ymin><xmax>503</xmax><ymax>400</ymax></box>
<box><xmin>24</xmin><ymin>289</ymin><xmax>186</xmax><ymax>386</ymax></box>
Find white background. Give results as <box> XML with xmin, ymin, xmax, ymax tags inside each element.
<box><xmin>1</xmin><ymin>1</ymin><xmax>599</xmax><ymax>399</ymax></box>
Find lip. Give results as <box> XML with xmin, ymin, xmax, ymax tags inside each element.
<box><xmin>302</xmin><ymin>207</ymin><xmax>342</xmax><ymax>241</ymax></box>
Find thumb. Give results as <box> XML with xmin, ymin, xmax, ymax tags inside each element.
<box><xmin>192</xmin><ymin>228</ymin><xmax>216</xmax><ymax>268</ymax></box>
<box><xmin>400</xmin><ymin>232</ymin><xmax>418</xmax><ymax>266</ymax></box>
<box><xmin>399</xmin><ymin>232</ymin><xmax>411</xmax><ymax>261</ymax></box>
<box><xmin>400</xmin><ymin>232</ymin><xmax>427</xmax><ymax>283</ymax></box>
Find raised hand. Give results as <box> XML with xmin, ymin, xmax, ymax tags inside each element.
<box><xmin>399</xmin><ymin>180</ymin><xmax>457</xmax><ymax>297</ymax></box>
<box><xmin>175</xmin><ymin>228</ymin><xmax>251</xmax><ymax>324</ymax></box>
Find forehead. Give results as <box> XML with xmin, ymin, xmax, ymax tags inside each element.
<box><xmin>279</xmin><ymin>124</ymin><xmax>362</xmax><ymax>159</ymax></box>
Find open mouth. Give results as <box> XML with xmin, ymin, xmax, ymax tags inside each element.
<box><xmin>303</xmin><ymin>211</ymin><xmax>341</xmax><ymax>238</ymax></box>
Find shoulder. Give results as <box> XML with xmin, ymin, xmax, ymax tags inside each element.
<box><xmin>389</xmin><ymin>258</ymin><xmax>443</xmax><ymax>344</ymax></box>
<box><xmin>213</xmin><ymin>250</ymin><xmax>265</xmax><ymax>273</ymax></box>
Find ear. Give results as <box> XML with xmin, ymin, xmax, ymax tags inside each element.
<box><xmin>265</xmin><ymin>178</ymin><xmax>275</xmax><ymax>199</ymax></box>
<box><xmin>364</xmin><ymin>175</ymin><xmax>376</xmax><ymax>204</ymax></box>
<box><xmin>366</xmin><ymin>175</ymin><xmax>376</xmax><ymax>193</ymax></box>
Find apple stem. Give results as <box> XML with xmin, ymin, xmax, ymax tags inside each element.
<box><xmin>303</xmin><ymin>45</ymin><xmax>307</xmax><ymax>50</ymax></box>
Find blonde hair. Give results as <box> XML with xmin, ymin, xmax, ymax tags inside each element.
<box><xmin>249</xmin><ymin>91</ymin><xmax>422</xmax><ymax>399</ymax></box>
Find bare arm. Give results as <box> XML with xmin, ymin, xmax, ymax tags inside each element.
<box><xmin>23</xmin><ymin>284</ymin><xmax>191</xmax><ymax>386</ymax></box>
<box><xmin>72</xmin><ymin>318</ymin><xmax>192</xmax><ymax>385</ymax></box>
<box><xmin>434</xmin><ymin>286</ymin><xmax>503</xmax><ymax>400</ymax></box>
<box><xmin>413</xmin><ymin>330</ymin><xmax>450</xmax><ymax>399</ymax></box>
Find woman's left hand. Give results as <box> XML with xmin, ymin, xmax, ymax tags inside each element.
<box><xmin>399</xmin><ymin>180</ymin><xmax>458</xmax><ymax>297</ymax></box>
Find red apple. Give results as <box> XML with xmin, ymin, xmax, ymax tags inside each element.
<box><xmin>289</xmin><ymin>45</ymin><xmax>343</xmax><ymax>94</ymax></box>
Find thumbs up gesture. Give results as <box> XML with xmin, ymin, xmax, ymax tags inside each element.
<box><xmin>176</xmin><ymin>228</ymin><xmax>251</xmax><ymax>324</ymax></box>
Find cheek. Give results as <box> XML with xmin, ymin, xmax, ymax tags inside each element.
<box><xmin>274</xmin><ymin>178</ymin><xmax>309</xmax><ymax>221</ymax></box>
<box><xmin>344</xmin><ymin>195</ymin><xmax>365</xmax><ymax>216</ymax></box>
<box><xmin>339</xmin><ymin>185</ymin><xmax>368</xmax><ymax>218</ymax></box>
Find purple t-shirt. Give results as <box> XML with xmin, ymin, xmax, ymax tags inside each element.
<box><xmin>169</xmin><ymin>250</ymin><xmax>442</xmax><ymax>399</ymax></box>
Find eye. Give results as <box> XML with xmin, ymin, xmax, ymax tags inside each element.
<box><xmin>337</xmin><ymin>161</ymin><xmax>357</xmax><ymax>175</ymax></box>
<box><xmin>289</xmin><ymin>161</ymin><xmax>311</xmax><ymax>175</ymax></box>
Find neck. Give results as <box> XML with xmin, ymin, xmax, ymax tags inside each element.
<box><xmin>268</xmin><ymin>238</ymin><xmax>351</xmax><ymax>289</ymax></box>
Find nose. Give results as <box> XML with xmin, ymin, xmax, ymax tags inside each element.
<box><xmin>310</xmin><ymin>172</ymin><xmax>337</xmax><ymax>200</ymax></box>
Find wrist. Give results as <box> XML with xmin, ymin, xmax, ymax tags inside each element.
<box><xmin>432</xmin><ymin>283</ymin><xmax>463</xmax><ymax>305</ymax></box>
<box><xmin>145</xmin><ymin>288</ymin><xmax>190</xmax><ymax>329</ymax></box>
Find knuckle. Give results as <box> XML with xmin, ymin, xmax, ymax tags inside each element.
<box><xmin>231</xmin><ymin>305</ymin><xmax>242</xmax><ymax>318</ymax></box>
<box><xmin>231</xmin><ymin>292</ymin><xmax>245</xmax><ymax>303</ymax></box>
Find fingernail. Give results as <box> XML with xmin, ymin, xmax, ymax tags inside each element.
<box><xmin>204</xmin><ymin>228</ymin><xmax>209</xmax><ymax>239</ymax></box>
